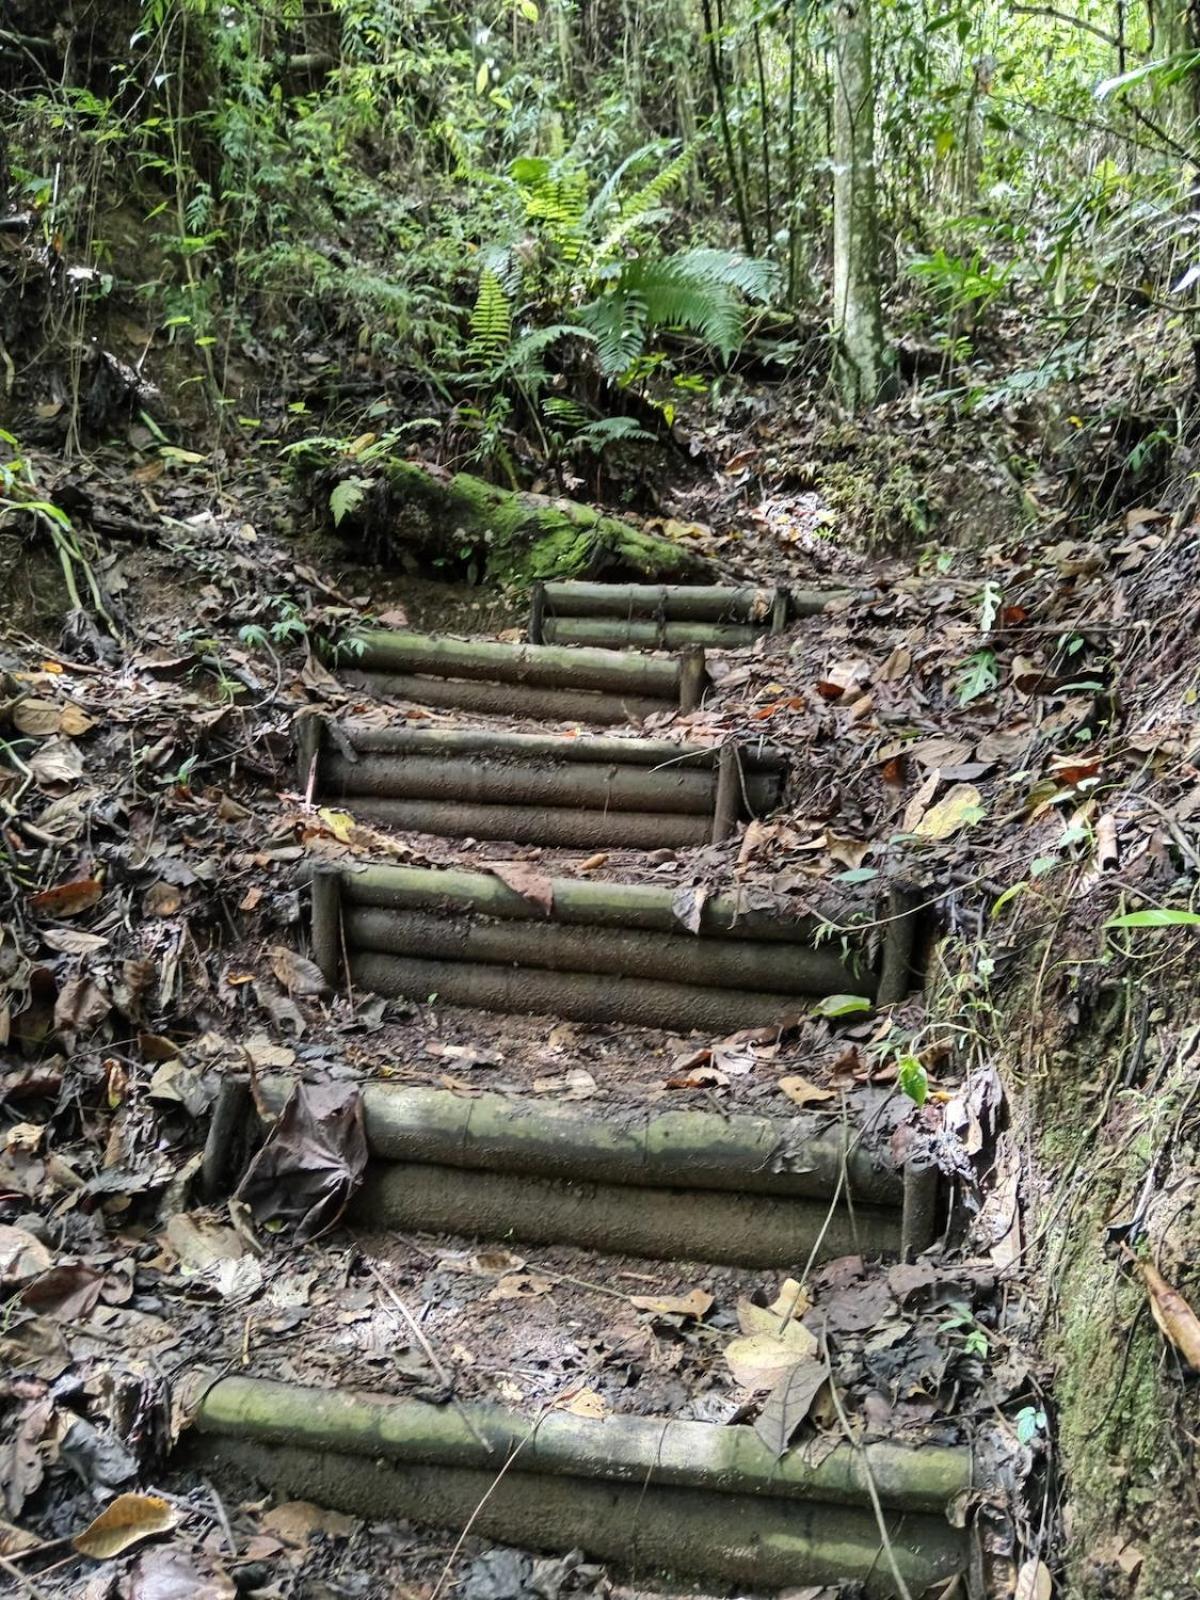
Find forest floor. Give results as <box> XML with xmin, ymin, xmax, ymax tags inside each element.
<box><xmin>3</xmin><ymin>390</ymin><xmax>1200</xmax><ymax>1599</ymax></box>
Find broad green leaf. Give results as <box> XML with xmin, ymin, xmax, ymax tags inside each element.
<box><xmin>519</xmin><ymin>0</ymin><xmax>539</xmax><ymax>18</ymax></box>
<box><xmin>813</xmin><ymin>993</ymin><xmax>872</xmax><ymax>1019</ymax></box>
<box><xmin>329</xmin><ymin>477</ymin><xmax>368</xmax><ymax>527</ymax></box>
<box><xmin>1105</xmin><ymin>909</ymin><xmax>1200</xmax><ymax>929</ymax></box>
<box><xmin>898</xmin><ymin>1055</ymin><xmax>928</xmax><ymax>1107</ymax></box>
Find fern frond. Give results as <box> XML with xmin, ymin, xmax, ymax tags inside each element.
<box><xmin>468</xmin><ymin>269</ymin><xmax>512</xmax><ymax>365</ymax></box>
<box><xmin>576</xmin><ymin>291</ymin><xmax>649</xmax><ymax>375</ymax></box>
<box><xmin>511</xmin><ymin>155</ymin><xmax>588</xmax><ymax>259</ymax></box>
<box><xmin>669</xmin><ymin>248</ymin><xmax>780</xmax><ymax>303</ymax></box>
<box><xmin>497</xmin><ymin>323</ymin><xmax>594</xmax><ymax>375</ymax></box>
<box><xmin>570</xmin><ymin>415</ymin><xmax>655</xmax><ymax>453</ymax></box>
<box><xmin>595</xmin><ymin>142</ymin><xmax>698</xmax><ymax>263</ymax></box>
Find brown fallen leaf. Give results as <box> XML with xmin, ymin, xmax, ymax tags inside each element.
<box><xmin>913</xmin><ymin>783</ymin><xmax>984</xmax><ymax>840</ymax></box>
<box><xmin>12</xmin><ymin>699</ymin><xmax>63</xmax><ymax>737</ymax></box>
<box><xmin>488</xmin><ymin>860</ymin><xmax>554</xmax><ymax>914</ymax></box>
<box><xmin>577</xmin><ymin>852</ymin><xmax>607</xmax><ymax>873</ymax></box>
<box><xmin>261</xmin><ymin>1500</ymin><xmax>358</xmax><ymax>1546</ymax></box>
<box><xmin>629</xmin><ymin>1287</ymin><xmax>714</xmax><ymax>1319</ymax></box>
<box><xmin>753</xmin><ymin>1357</ymin><xmax>830</xmax><ymax>1457</ymax></box>
<box><xmin>487</xmin><ymin>1273</ymin><xmax>553</xmax><ymax>1301</ymax></box>
<box><xmin>269</xmin><ymin>945</ymin><xmax>330</xmax><ymax>997</ymax></box>
<box><xmin>725</xmin><ymin>1327</ymin><xmax>818</xmax><ymax>1390</ymax></box>
<box><xmin>1125</xmin><ymin>1247</ymin><xmax>1200</xmax><ymax>1368</ymax></box>
<box><xmin>72</xmin><ymin>1492</ymin><xmax>177</xmax><ymax>1559</ymax></box>
<box><xmin>559</xmin><ymin>1387</ymin><xmax>608</xmax><ymax>1418</ymax></box>
<box><xmin>142</xmin><ymin>881</ymin><xmax>182</xmax><ymax>917</ymax></box>
<box><xmin>29</xmin><ymin>877</ymin><xmax>103</xmax><ymax>917</ymax></box>
<box><xmin>778</xmin><ymin>1074</ymin><xmax>836</xmax><ymax>1108</ymax></box>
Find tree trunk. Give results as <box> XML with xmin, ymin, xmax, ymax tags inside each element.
<box><xmin>831</xmin><ymin>0</ymin><xmax>886</xmax><ymax>408</ymax></box>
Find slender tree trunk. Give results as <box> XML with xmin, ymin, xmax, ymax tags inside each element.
<box><xmin>700</xmin><ymin>0</ymin><xmax>756</xmax><ymax>255</ymax></box>
<box><xmin>753</xmin><ymin>22</ymin><xmax>774</xmax><ymax>248</ymax></box>
<box><xmin>831</xmin><ymin>0</ymin><xmax>886</xmax><ymax>407</ymax></box>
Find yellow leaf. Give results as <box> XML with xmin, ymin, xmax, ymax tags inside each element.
<box><xmin>72</xmin><ymin>1493</ymin><xmax>177</xmax><ymax>1559</ymax></box>
<box><xmin>318</xmin><ymin>808</ymin><xmax>357</xmax><ymax>843</ymax></box>
<box><xmin>725</xmin><ymin>1329</ymin><xmax>817</xmax><ymax>1390</ymax></box>
<box><xmin>914</xmin><ymin>783</ymin><xmax>984</xmax><ymax>840</ymax></box>
<box><xmin>12</xmin><ymin>700</ymin><xmax>63</xmax><ymax>737</ymax></box>
<box><xmin>59</xmin><ymin>703</ymin><xmax>95</xmax><ymax>736</ymax></box>
<box><xmin>559</xmin><ymin>1387</ymin><xmax>608</xmax><ymax>1418</ymax></box>
<box><xmin>475</xmin><ymin>60</ymin><xmax>489</xmax><ymax>94</ymax></box>
<box><xmin>1014</xmin><ymin>1558</ymin><xmax>1052</xmax><ymax>1600</ymax></box>
<box><xmin>778</xmin><ymin>1074</ymin><xmax>836</xmax><ymax>1108</ymax></box>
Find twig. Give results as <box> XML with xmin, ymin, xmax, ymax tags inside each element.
<box><xmin>203</xmin><ymin>1477</ymin><xmax>237</xmax><ymax>1557</ymax></box>
<box><xmin>425</xmin><ymin>1434</ymin><xmax>532</xmax><ymax>1600</ymax></box>
<box><xmin>0</xmin><ymin>1554</ymin><xmax>54</xmax><ymax>1600</ymax></box>
<box><xmin>361</xmin><ymin>1256</ymin><xmax>494</xmax><ymax>1455</ymax></box>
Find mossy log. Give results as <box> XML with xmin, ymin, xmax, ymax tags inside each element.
<box><xmin>316</xmin><ymin>1083</ymin><xmax>906</xmax><ymax>1203</ymax></box>
<box><xmin>541</xmin><ymin>618</ymin><xmax>762</xmax><ymax>649</ymax></box>
<box><xmin>539</xmin><ymin>581</ymin><xmax>782</xmax><ymax>622</ymax></box>
<box><xmin>194</xmin><ymin>1376</ymin><xmax>971</xmax><ymax>1517</ymax></box>
<box><xmin>342</xmin><ymin>459</ymin><xmax>712</xmax><ymax>587</ymax></box>
<box><xmin>331</xmin><ymin>864</ymin><xmax>843</xmax><ymax>945</ymax></box>
<box><xmin>348</xmin><ymin>630</ymin><xmax>685</xmax><ymax>697</ymax></box>
<box><xmin>329</xmin><ymin>723</ymin><xmax>787</xmax><ymax>771</ymax></box>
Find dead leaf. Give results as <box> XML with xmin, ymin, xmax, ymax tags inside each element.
<box><xmin>629</xmin><ymin>1288</ymin><xmax>714</xmax><ymax>1319</ymax></box>
<box><xmin>269</xmin><ymin>946</ymin><xmax>330</xmax><ymax>997</ymax></box>
<box><xmin>559</xmin><ymin>1388</ymin><xmax>608</xmax><ymax>1418</ymax></box>
<box><xmin>54</xmin><ymin>977</ymin><xmax>111</xmax><ymax>1035</ymax></box>
<box><xmin>235</xmin><ymin>1081</ymin><xmax>367</xmax><ymax>1240</ymax></box>
<box><xmin>0</xmin><ymin>1225</ymin><xmax>54</xmax><ymax>1285</ymax></box>
<box><xmin>260</xmin><ymin>1500</ymin><xmax>358</xmax><ymax>1546</ymax></box>
<box><xmin>28</xmin><ymin>738</ymin><xmax>84</xmax><ymax>787</ymax></box>
<box><xmin>914</xmin><ymin>784</ymin><xmax>983</xmax><ymax>840</ymax></box>
<box><xmin>753</xmin><ymin>1357</ymin><xmax>830</xmax><ymax>1456</ymax></box>
<box><xmin>59</xmin><ymin>704</ymin><xmax>95</xmax><ymax>737</ymax></box>
<box><xmin>42</xmin><ymin>928</ymin><xmax>109</xmax><ymax>955</ymax></box>
<box><xmin>672</xmin><ymin>883</ymin><xmax>710</xmax><ymax>934</ymax></box>
<box><xmin>487</xmin><ymin>1273</ymin><xmax>553</xmax><ymax>1300</ymax></box>
<box><xmin>577</xmin><ymin>853</ymin><xmax>607</xmax><ymax>873</ymax></box>
<box><xmin>488</xmin><ymin>861</ymin><xmax>554</xmax><ymax>914</ymax></box>
<box><xmin>72</xmin><ymin>1492</ymin><xmax>177</xmax><ymax>1559</ymax></box>
<box><xmin>30</xmin><ymin>878</ymin><xmax>103</xmax><ymax>917</ymax></box>
<box><xmin>725</xmin><ymin>1327</ymin><xmax>818</xmax><ymax>1390</ymax></box>
<box><xmin>1014</xmin><ymin>1558</ymin><xmax>1052</xmax><ymax>1600</ymax></box>
<box><xmin>1126</xmin><ymin>1249</ymin><xmax>1200</xmax><ymax>1368</ymax></box>
<box><xmin>142</xmin><ymin>881</ymin><xmax>182</xmax><ymax>917</ymax></box>
<box><xmin>124</xmin><ymin>1546</ymin><xmax>236</xmax><ymax>1600</ymax></box>
<box><xmin>778</xmin><ymin>1074</ymin><xmax>836</xmax><ymax>1108</ymax></box>
<box><xmin>12</xmin><ymin>700</ymin><xmax>63</xmax><ymax>737</ymax></box>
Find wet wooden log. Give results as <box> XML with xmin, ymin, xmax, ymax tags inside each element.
<box><xmin>357</xmin><ymin>1160</ymin><xmax>901</xmax><ymax>1265</ymax></box>
<box><xmin>348</xmin><ymin>631</ymin><xmax>686</xmax><ymax>698</ymax></box>
<box><xmin>346</xmin><ymin>905</ymin><xmax>864</xmax><ymax>997</ymax></box>
<box><xmin>332</xmin><ymin>723</ymin><xmax>787</xmax><ymax>772</ymax></box>
<box><xmin>320</xmin><ymin>752</ymin><xmax>774</xmax><ymax>815</ymax></box>
<box><xmin>333</xmin><ymin>799</ymin><xmax>714</xmax><ymax>850</ymax></box>
<box><xmin>340</xmin><ymin>670</ymin><xmax>674</xmax><ymax>725</ymax></box>
<box><xmin>541</xmin><ymin>618</ymin><xmax>762</xmax><ymax>649</ymax></box>
<box><xmin>537</xmin><ymin>582</ymin><xmax>783</xmax><ymax>622</ymax></box>
<box><xmin>348</xmin><ymin>1084</ymin><xmax>906</xmax><ymax>1203</ymax></box>
<box><xmin>348</xmin><ymin>951</ymin><xmax>822</xmax><ymax>1032</ymax></box>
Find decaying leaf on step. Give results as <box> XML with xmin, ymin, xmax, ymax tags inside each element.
<box><xmin>778</xmin><ymin>1074</ymin><xmax>835</xmax><ymax>1107</ymax></box>
<box><xmin>72</xmin><ymin>1491</ymin><xmax>177</xmax><ymax>1558</ymax></box>
<box><xmin>235</xmin><ymin>1081</ymin><xmax>367</xmax><ymax>1240</ymax></box>
<box><xmin>753</xmin><ymin>1356</ymin><xmax>831</xmax><ymax>1457</ymax></box>
<box><xmin>488</xmin><ymin>860</ymin><xmax>554</xmax><ymax>913</ymax></box>
<box><xmin>29</xmin><ymin>877</ymin><xmax>104</xmax><ymax>917</ymax></box>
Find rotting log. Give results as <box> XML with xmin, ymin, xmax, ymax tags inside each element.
<box><xmin>330</xmin><ymin>800</ymin><xmax>714</xmax><ymax>850</ymax></box>
<box><xmin>348</xmin><ymin>631</ymin><xmax>685</xmax><ymax>698</ymax></box>
<box><xmin>192</xmin><ymin>1376</ymin><xmax>972</xmax><ymax>1516</ymax></box>
<box><xmin>355</xmin><ymin>1160</ymin><xmax>901</xmax><ymax>1264</ymax></box>
<box><xmin>541</xmin><ymin>619</ymin><xmax>762</xmax><ymax>650</ymax></box>
<box><xmin>338</xmin><ymin>1084</ymin><xmax>906</xmax><ymax>1204</ymax></box>
<box><xmin>328</xmin><ymin>724</ymin><xmax>787</xmax><ymax>771</ymax></box>
<box><xmin>319</xmin><ymin>458</ymin><xmax>714</xmax><ymax>588</ymax></box>
<box><xmin>332</xmin><ymin>864</ymin><xmax>844</xmax><ymax>945</ymax></box>
<box><xmin>320</xmin><ymin>752</ymin><xmax>779</xmax><ymax>816</ymax></box>
<box><xmin>349</xmin><ymin>951</ymin><xmax>815</xmax><ymax>1033</ymax></box>
<box><xmin>340</xmin><ymin>671</ymin><xmax>674</xmax><ymax>725</ymax></box>
<box><xmin>187</xmin><ymin>1439</ymin><xmax>966</xmax><ymax>1597</ymax></box>
<box><xmin>346</xmin><ymin>906</ymin><xmax>862</xmax><ymax>998</ymax></box>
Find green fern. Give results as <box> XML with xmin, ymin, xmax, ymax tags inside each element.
<box><xmin>510</xmin><ymin>156</ymin><xmax>588</xmax><ymax>259</ymax></box>
<box><xmin>469</xmin><ymin>269</ymin><xmax>512</xmax><ymax>365</ymax></box>
<box><xmin>578</xmin><ymin>248</ymin><xmax>773</xmax><ymax>374</ymax></box>
<box><xmin>595</xmin><ymin>142</ymin><xmax>698</xmax><ymax>263</ymax></box>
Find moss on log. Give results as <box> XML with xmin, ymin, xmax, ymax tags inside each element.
<box><xmin>334</xmin><ymin>458</ymin><xmax>712</xmax><ymax>588</ymax></box>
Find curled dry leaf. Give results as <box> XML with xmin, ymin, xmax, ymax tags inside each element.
<box><xmin>913</xmin><ymin>783</ymin><xmax>984</xmax><ymax>841</ymax></box>
<box><xmin>629</xmin><ymin>1287</ymin><xmax>714</xmax><ymax>1319</ymax></box>
<box><xmin>269</xmin><ymin>945</ymin><xmax>329</xmax><ymax>997</ymax></box>
<box><xmin>1125</xmin><ymin>1248</ymin><xmax>1200</xmax><ymax>1368</ymax></box>
<box><xmin>72</xmin><ymin>1491</ymin><xmax>177</xmax><ymax>1559</ymax></box>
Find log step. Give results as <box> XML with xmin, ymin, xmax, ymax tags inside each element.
<box><xmin>528</xmin><ymin>582</ymin><xmax>853</xmax><ymax>648</ymax></box>
<box><xmin>247</xmin><ymin>1081</ymin><xmax>939</xmax><ymax>1264</ymax></box>
<box><xmin>334</xmin><ymin>628</ymin><xmax>708</xmax><ymax>724</ymax></box>
<box><xmin>307</xmin><ymin>864</ymin><xmax>914</xmax><ymax>1037</ymax></box>
<box><xmin>298</xmin><ymin>719</ymin><xmax>787</xmax><ymax>848</ymax></box>
<box><xmin>185</xmin><ymin>1377</ymin><xmax>971</xmax><ymax>1597</ymax></box>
